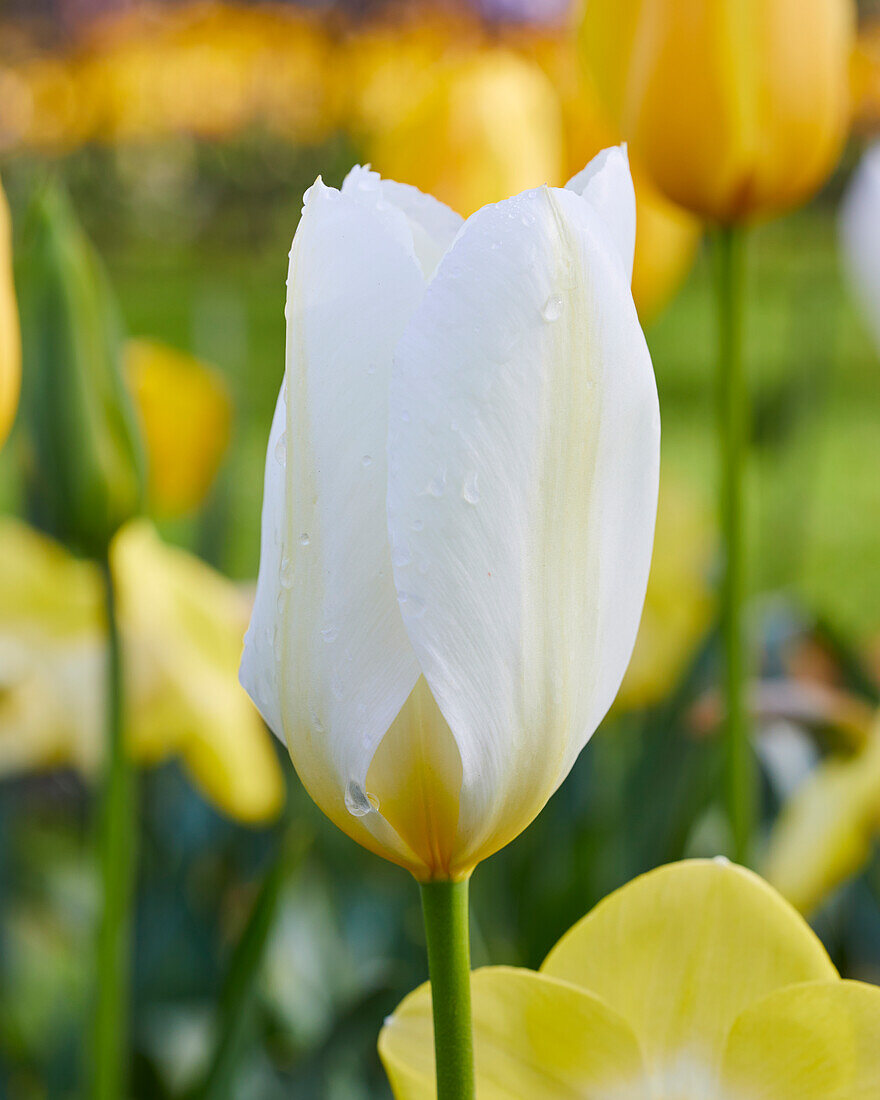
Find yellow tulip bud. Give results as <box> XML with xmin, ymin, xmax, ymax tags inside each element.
<box><xmin>519</xmin><ymin>30</ymin><xmax>701</xmax><ymax>320</ymax></box>
<box><xmin>0</xmin><ymin>178</ymin><xmax>20</xmax><ymax>448</ymax></box>
<box><xmin>125</xmin><ymin>338</ymin><xmax>233</xmax><ymax>518</ymax></box>
<box><xmin>18</xmin><ymin>184</ymin><xmax>145</xmax><ymax>558</ymax></box>
<box><xmin>365</xmin><ymin>47</ymin><xmax>564</xmax><ymax>217</ymax></box>
<box><xmin>579</xmin><ymin>0</ymin><xmax>856</xmax><ymax>223</ymax></box>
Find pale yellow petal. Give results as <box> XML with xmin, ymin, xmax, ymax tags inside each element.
<box><xmin>762</xmin><ymin>734</ymin><xmax>880</xmax><ymax>915</ymax></box>
<box><xmin>380</xmin><ymin>966</ymin><xmax>649</xmax><ymax>1100</ymax></box>
<box><xmin>722</xmin><ymin>980</ymin><xmax>880</xmax><ymax>1099</ymax></box>
<box><xmin>113</xmin><ymin>521</ymin><xmax>284</xmax><ymax>824</ymax></box>
<box><xmin>541</xmin><ymin>860</ymin><xmax>837</xmax><ymax>1089</ymax></box>
<box><xmin>125</xmin><ymin>337</ymin><xmax>232</xmax><ymax>518</ymax></box>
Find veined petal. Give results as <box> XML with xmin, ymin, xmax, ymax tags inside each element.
<box><xmin>541</xmin><ymin>860</ymin><xmax>837</xmax><ymax>1092</ymax></box>
<box><xmin>721</xmin><ymin>980</ymin><xmax>880</xmax><ymax>1099</ymax></box>
<box><xmin>566</xmin><ymin>145</ymin><xmax>636</xmax><ymax>284</ymax></box>
<box><xmin>240</xmin><ymin>176</ymin><xmax>429</xmax><ymax>867</ymax></box>
<box><xmin>387</xmin><ymin>179</ymin><xmax>659</xmax><ymax>873</ymax></box>
<box><xmin>379</xmin><ymin>966</ymin><xmax>649</xmax><ymax>1100</ymax></box>
<box><xmin>342</xmin><ymin>167</ymin><xmax>464</xmax><ymax>279</ymax></box>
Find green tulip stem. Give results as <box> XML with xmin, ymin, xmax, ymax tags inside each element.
<box><xmin>419</xmin><ymin>879</ymin><xmax>476</xmax><ymax>1100</ymax></box>
<box><xmin>93</xmin><ymin>554</ymin><xmax>136</xmax><ymax>1100</ymax></box>
<box><xmin>714</xmin><ymin>225</ymin><xmax>755</xmax><ymax>864</ymax></box>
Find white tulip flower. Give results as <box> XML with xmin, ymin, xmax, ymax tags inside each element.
<box><xmin>841</xmin><ymin>143</ymin><xmax>880</xmax><ymax>353</ymax></box>
<box><xmin>240</xmin><ymin>146</ymin><xmax>660</xmax><ymax>882</ymax></box>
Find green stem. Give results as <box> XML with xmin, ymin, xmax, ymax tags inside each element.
<box><xmin>420</xmin><ymin>880</ymin><xmax>476</xmax><ymax>1100</ymax></box>
<box><xmin>714</xmin><ymin>225</ymin><xmax>755</xmax><ymax>865</ymax></box>
<box><xmin>92</xmin><ymin>555</ymin><xmax>136</xmax><ymax>1100</ymax></box>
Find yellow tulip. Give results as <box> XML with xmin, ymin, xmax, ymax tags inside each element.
<box><xmin>362</xmin><ymin>47</ymin><xmax>564</xmax><ymax>217</ymax></box>
<box><xmin>763</xmin><ymin>722</ymin><xmax>880</xmax><ymax>915</ymax></box>
<box><xmin>0</xmin><ymin>517</ymin><xmax>283</xmax><ymax>825</ymax></box>
<box><xmin>579</xmin><ymin>0</ymin><xmax>856</xmax><ymax>223</ymax></box>
<box><xmin>520</xmin><ymin>29</ymin><xmax>702</xmax><ymax>320</ymax></box>
<box><xmin>381</xmin><ymin>860</ymin><xmax>880</xmax><ymax>1097</ymax></box>
<box><xmin>0</xmin><ymin>176</ymin><xmax>20</xmax><ymax>448</ymax></box>
<box><xmin>617</xmin><ymin>475</ymin><xmax>713</xmax><ymax>710</ymax></box>
<box><xmin>125</xmin><ymin>338</ymin><xmax>233</xmax><ymax>518</ymax></box>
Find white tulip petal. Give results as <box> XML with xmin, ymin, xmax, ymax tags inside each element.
<box><xmin>840</xmin><ymin>144</ymin><xmax>880</xmax><ymax>352</ymax></box>
<box><xmin>241</xmin><ymin>177</ymin><xmax>427</xmax><ymax>850</ymax></box>
<box><xmin>343</xmin><ymin>166</ymin><xmax>464</xmax><ymax>279</ymax></box>
<box><xmin>388</xmin><ymin>181</ymin><xmax>659</xmax><ymax>869</ymax></box>
<box><xmin>566</xmin><ymin>145</ymin><xmax>636</xmax><ymax>284</ymax></box>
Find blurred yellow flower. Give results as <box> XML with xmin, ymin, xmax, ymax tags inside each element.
<box><xmin>0</xmin><ymin>517</ymin><xmax>283</xmax><ymax>825</ymax></box>
<box><xmin>381</xmin><ymin>860</ymin><xmax>880</xmax><ymax>1097</ymax></box>
<box><xmin>579</xmin><ymin>0</ymin><xmax>856</xmax><ymax>223</ymax></box>
<box><xmin>1</xmin><ymin>1</ymin><xmax>339</xmax><ymax>151</ymax></box>
<box><xmin>361</xmin><ymin>46</ymin><xmax>563</xmax><ymax>217</ymax></box>
<box><xmin>125</xmin><ymin>338</ymin><xmax>233</xmax><ymax>519</ymax></box>
<box><xmin>617</xmin><ymin>476</ymin><xmax>714</xmax><ymax>710</ymax></box>
<box><xmin>0</xmin><ymin>176</ymin><xmax>20</xmax><ymax>447</ymax></box>
<box><xmin>763</xmin><ymin>718</ymin><xmax>880</xmax><ymax>915</ymax></box>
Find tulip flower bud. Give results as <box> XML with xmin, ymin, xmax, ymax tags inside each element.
<box><xmin>241</xmin><ymin>151</ymin><xmax>659</xmax><ymax>881</ymax></box>
<box><xmin>17</xmin><ymin>184</ymin><xmax>145</xmax><ymax>559</ymax></box>
<box><xmin>0</xmin><ymin>178</ymin><xmax>20</xmax><ymax>449</ymax></box>
<box><xmin>579</xmin><ymin>0</ymin><xmax>855</xmax><ymax>223</ymax></box>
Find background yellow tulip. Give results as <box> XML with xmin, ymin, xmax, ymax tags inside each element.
<box><xmin>362</xmin><ymin>47</ymin><xmax>563</xmax><ymax>217</ymax></box>
<box><xmin>519</xmin><ymin>30</ymin><xmax>702</xmax><ymax>321</ymax></box>
<box><xmin>0</xmin><ymin>517</ymin><xmax>283</xmax><ymax>825</ymax></box>
<box><xmin>125</xmin><ymin>338</ymin><xmax>233</xmax><ymax>519</ymax></box>
<box><xmin>579</xmin><ymin>0</ymin><xmax>856</xmax><ymax>223</ymax></box>
<box><xmin>0</xmin><ymin>177</ymin><xmax>20</xmax><ymax>448</ymax></box>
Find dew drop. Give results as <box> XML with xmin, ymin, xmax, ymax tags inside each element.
<box><xmin>366</xmin><ymin>362</ymin><xmax>377</xmax><ymax>375</ymax></box>
<box><xmin>274</xmin><ymin>432</ymin><xmax>287</xmax><ymax>465</ymax></box>
<box><xmin>392</xmin><ymin>543</ymin><xmax>412</xmax><ymax>568</ymax></box>
<box><xmin>299</xmin><ymin>532</ymin><xmax>311</xmax><ymax>546</ymax></box>
<box><xmin>411</xmin><ymin>518</ymin><xmax>424</xmax><ymax>532</ymax></box>
<box><xmin>280</xmin><ymin>556</ymin><xmax>293</xmax><ymax>588</ymax></box>
<box><xmin>713</xmin><ymin>855</ymin><xmax>731</xmax><ymax>867</ymax></box>
<box><xmin>400</xmin><ymin>410</ymin><xmax>411</xmax><ymax>423</ymax></box>
<box><xmin>521</xmin><ymin>212</ymin><xmax>535</xmax><ymax>227</ymax></box>
<box><xmin>361</xmin><ymin>454</ymin><xmax>373</xmax><ymax>468</ymax></box>
<box><xmin>426</xmin><ymin>465</ymin><xmax>447</xmax><ymax>498</ymax></box>
<box><xmin>541</xmin><ymin>295</ymin><xmax>564</xmax><ymax>323</ymax></box>
<box><xmin>320</xmin><ymin>625</ymin><xmax>338</xmax><ymax>644</ymax></box>
<box><xmin>399</xmin><ymin>592</ymin><xmax>426</xmax><ymax>619</ymax></box>
<box><xmin>308</xmin><ymin>706</ymin><xmax>325</xmax><ymax>733</ymax></box>
<box><xmin>345</xmin><ymin>781</ymin><xmax>379</xmax><ymax>817</ymax></box>
<box><xmin>462</xmin><ymin>471</ymin><xmax>480</xmax><ymax>505</ymax></box>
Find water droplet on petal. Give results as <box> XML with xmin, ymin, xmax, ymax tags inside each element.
<box><xmin>462</xmin><ymin>471</ymin><xmax>480</xmax><ymax>505</ymax></box>
<box><xmin>400</xmin><ymin>410</ymin><xmax>411</xmax><ymax>423</ymax></box>
<box><xmin>299</xmin><ymin>532</ymin><xmax>311</xmax><ymax>546</ymax></box>
<box><xmin>713</xmin><ymin>855</ymin><xmax>731</xmax><ymax>866</ymax></box>
<box><xmin>541</xmin><ymin>295</ymin><xmax>564</xmax><ymax>323</ymax></box>
<box><xmin>320</xmin><ymin>626</ymin><xmax>338</xmax><ymax>644</ymax></box>
<box><xmin>361</xmin><ymin>454</ymin><xmax>373</xmax><ymax>468</ymax></box>
<box><xmin>308</xmin><ymin>705</ymin><xmax>325</xmax><ymax>733</ymax></box>
<box><xmin>399</xmin><ymin>592</ymin><xmax>426</xmax><ymax>619</ymax></box>
<box><xmin>411</xmin><ymin>519</ymin><xmax>424</xmax><ymax>532</ymax></box>
<box><xmin>426</xmin><ymin>465</ymin><xmax>447</xmax><ymax>498</ymax></box>
<box><xmin>345</xmin><ymin>781</ymin><xmax>379</xmax><ymax>817</ymax></box>
<box><xmin>280</xmin><ymin>556</ymin><xmax>293</xmax><ymax>588</ymax></box>
<box><xmin>366</xmin><ymin>362</ymin><xmax>377</xmax><ymax>375</ymax></box>
<box><xmin>392</xmin><ymin>543</ymin><xmax>412</xmax><ymax>568</ymax></box>
<box><xmin>275</xmin><ymin>432</ymin><xmax>287</xmax><ymax>465</ymax></box>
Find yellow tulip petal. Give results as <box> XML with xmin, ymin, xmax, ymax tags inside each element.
<box><xmin>722</xmin><ymin>980</ymin><xmax>880</xmax><ymax>1099</ymax></box>
<box><xmin>380</xmin><ymin>966</ymin><xmax>649</xmax><ymax>1100</ymax></box>
<box><xmin>367</xmin><ymin>48</ymin><xmax>563</xmax><ymax>217</ymax></box>
<box><xmin>0</xmin><ymin>177</ymin><xmax>21</xmax><ymax>448</ymax></box>
<box><xmin>541</xmin><ymin>860</ymin><xmax>837</xmax><ymax>1090</ymax></box>
<box><xmin>125</xmin><ymin>337</ymin><xmax>232</xmax><ymax>518</ymax></box>
<box><xmin>762</xmin><ymin>734</ymin><xmax>880</xmax><ymax>915</ymax></box>
<box><xmin>113</xmin><ymin>521</ymin><xmax>284</xmax><ymax>824</ymax></box>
